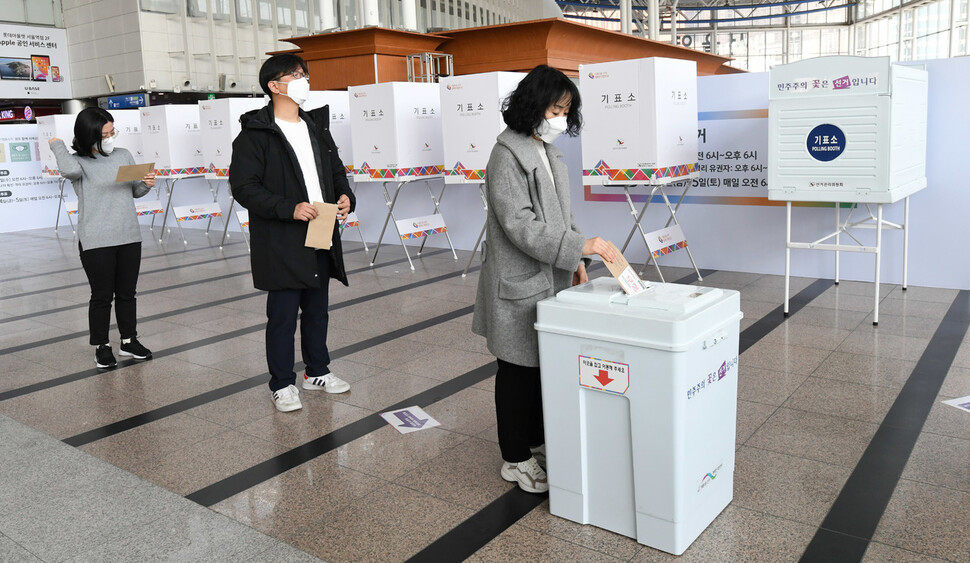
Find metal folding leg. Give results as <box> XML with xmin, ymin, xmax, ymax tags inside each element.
<box><xmin>54</xmin><ymin>177</ymin><xmax>76</xmax><ymax>235</ymax></box>
<box><xmin>340</xmin><ymin>179</ymin><xmax>368</xmax><ymax>252</ymax></box>
<box><xmin>203</xmin><ymin>179</ymin><xmax>226</xmax><ymax>236</ymax></box>
<box><xmin>416</xmin><ymin>181</ymin><xmax>458</xmax><ymax>260</ymax></box>
<box><xmin>219</xmin><ymin>182</ymin><xmax>235</xmax><ymax>249</ymax></box>
<box><xmin>618</xmin><ymin>180</ymin><xmax>702</xmax><ymax>283</ymax></box>
<box><xmin>462</xmin><ymin>184</ymin><xmax>488</xmax><ymax>278</ymax></box>
<box><xmin>370</xmin><ymin>178</ymin><xmax>458</xmax><ymax>270</ymax></box>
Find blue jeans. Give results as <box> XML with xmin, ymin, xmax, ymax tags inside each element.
<box><xmin>265</xmin><ymin>250</ymin><xmax>331</xmax><ymax>392</ymax></box>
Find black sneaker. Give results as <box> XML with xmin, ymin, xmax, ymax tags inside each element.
<box><xmin>95</xmin><ymin>344</ymin><xmax>117</xmax><ymax>368</ymax></box>
<box><xmin>119</xmin><ymin>337</ymin><xmax>152</xmax><ymax>360</ymax></box>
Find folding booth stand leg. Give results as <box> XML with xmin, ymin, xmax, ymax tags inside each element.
<box><xmin>462</xmin><ymin>184</ymin><xmax>489</xmax><ymax>278</ymax></box>
<box><xmin>873</xmin><ymin>204</ymin><xmax>883</xmax><ymax>326</ymax></box>
<box><xmin>834</xmin><ymin>202</ymin><xmax>841</xmax><ymax>285</ymax></box>
<box><xmin>204</xmin><ymin>179</ymin><xmax>224</xmax><ymax>236</ymax></box>
<box><xmin>415</xmin><ymin>181</ymin><xmax>458</xmax><ymax>260</ymax></box>
<box><xmin>342</xmin><ymin>181</ymin><xmax>369</xmax><ymax>252</ymax></box>
<box><xmin>148</xmin><ymin>184</ymin><xmax>162</xmax><ymax>236</ymax></box>
<box><xmin>636</xmin><ymin>181</ymin><xmax>702</xmax><ymax>282</ymax></box>
<box><xmin>902</xmin><ymin>196</ymin><xmax>910</xmax><ymax>291</ymax></box>
<box><xmin>54</xmin><ymin>178</ymin><xmax>66</xmax><ymax>232</ymax></box>
<box><xmin>219</xmin><ymin>193</ymin><xmax>235</xmax><ymax>249</ymax></box>
<box><xmin>158</xmin><ymin>178</ymin><xmax>178</xmax><ymax>243</ymax></box>
<box><xmin>620</xmin><ymin>185</ymin><xmax>655</xmax><ymax>255</ymax></box>
<box><xmin>371</xmin><ymin>180</ymin><xmax>415</xmax><ymax>270</ymax></box>
<box><xmin>784</xmin><ymin>201</ymin><xmax>792</xmax><ymax>317</ymax></box>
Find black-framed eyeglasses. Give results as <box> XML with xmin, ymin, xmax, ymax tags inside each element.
<box><xmin>275</xmin><ymin>71</ymin><xmax>309</xmax><ymax>82</ymax></box>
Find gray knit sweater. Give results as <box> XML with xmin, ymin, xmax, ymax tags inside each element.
<box><xmin>51</xmin><ymin>140</ymin><xmax>152</xmax><ymax>250</ymax></box>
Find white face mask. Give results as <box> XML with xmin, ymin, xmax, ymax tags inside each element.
<box><xmin>281</xmin><ymin>77</ymin><xmax>309</xmax><ymax>106</ymax></box>
<box><xmin>100</xmin><ymin>136</ymin><xmax>115</xmax><ymax>155</ymax></box>
<box><xmin>535</xmin><ymin>115</ymin><xmax>568</xmax><ymax>143</ymax></box>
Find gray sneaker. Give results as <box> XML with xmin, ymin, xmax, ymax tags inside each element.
<box><xmin>500</xmin><ymin>456</ymin><xmax>549</xmax><ymax>494</ymax></box>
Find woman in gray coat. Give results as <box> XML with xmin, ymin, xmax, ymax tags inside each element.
<box><xmin>472</xmin><ymin>65</ymin><xmax>616</xmax><ymax>494</ymax></box>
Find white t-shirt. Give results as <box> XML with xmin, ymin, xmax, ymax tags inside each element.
<box><xmin>275</xmin><ymin>117</ymin><xmax>324</xmax><ymax>205</ymax></box>
<box><xmin>532</xmin><ymin>136</ymin><xmax>553</xmax><ymax>184</ymax></box>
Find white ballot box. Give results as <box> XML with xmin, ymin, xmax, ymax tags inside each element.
<box><xmin>439</xmin><ymin>71</ymin><xmax>524</xmax><ymax>183</ymax></box>
<box><xmin>36</xmin><ymin>114</ymin><xmax>77</xmax><ymax>176</ymax></box>
<box><xmin>580</xmin><ymin>57</ymin><xmax>698</xmax><ymax>184</ymax></box>
<box><xmin>111</xmin><ymin>109</ymin><xmax>146</xmax><ymax>163</ymax></box>
<box><xmin>199</xmin><ymin>97</ymin><xmax>266</xmax><ymax>178</ymax></box>
<box><xmin>535</xmin><ymin>277</ymin><xmax>742</xmax><ymax>555</ymax></box>
<box><xmin>140</xmin><ymin>104</ymin><xmax>204</xmax><ymax>176</ymax></box>
<box><xmin>348</xmin><ymin>82</ymin><xmax>443</xmax><ymax>182</ymax></box>
<box><xmin>768</xmin><ymin>56</ymin><xmax>928</xmax><ymax>203</ymax></box>
<box><xmin>306</xmin><ymin>90</ymin><xmax>353</xmax><ymax>175</ymax></box>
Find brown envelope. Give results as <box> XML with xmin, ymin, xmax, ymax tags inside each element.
<box><xmin>601</xmin><ymin>241</ymin><xmax>647</xmax><ymax>296</ymax></box>
<box><xmin>115</xmin><ymin>162</ymin><xmax>155</xmax><ymax>183</ymax></box>
<box><xmin>304</xmin><ymin>202</ymin><xmax>339</xmax><ymax>249</ymax></box>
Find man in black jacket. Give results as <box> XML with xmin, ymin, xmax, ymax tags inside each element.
<box><xmin>230</xmin><ymin>54</ymin><xmax>355</xmax><ymax>413</ymax></box>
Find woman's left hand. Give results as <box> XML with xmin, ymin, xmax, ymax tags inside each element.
<box><xmin>572</xmin><ymin>262</ymin><xmax>588</xmax><ymax>286</ymax></box>
<box><xmin>142</xmin><ymin>172</ymin><xmax>156</xmax><ymax>188</ymax></box>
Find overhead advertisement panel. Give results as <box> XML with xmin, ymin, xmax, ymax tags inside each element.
<box><xmin>0</xmin><ymin>23</ymin><xmax>72</xmax><ymax>101</ymax></box>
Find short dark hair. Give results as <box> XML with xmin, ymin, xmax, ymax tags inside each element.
<box><xmin>72</xmin><ymin>107</ymin><xmax>114</xmax><ymax>158</ymax></box>
<box><xmin>258</xmin><ymin>54</ymin><xmax>309</xmax><ymax>96</ymax></box>
<box><xmin>502</xmin><ymin>65</ymin><xmax>582</xmax><ymax>137</ymax></box>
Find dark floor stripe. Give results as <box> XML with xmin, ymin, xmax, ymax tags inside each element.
<box><xmin>407</xmin><ymin>488</ymin><xmax>547</xmax><ymax>563</ymax></box>
<box><xmin>0</xmin><ymin>263</ymin><xmax>479</xmax><ymax>402</ymax></box>
<box><xmin>182</xmin><ymin>269</ymin><xmax>715</xmax><ymax>510</ymax></box>
<box><xmin>0</xmin><ymin>247</ymin><xmax>449</xmax><ymax>353</ymax></box>
<box><xmin>0</xmin><ymin>251</ymin><xmax>252</xmax><ymax>302</ymax></box>
<box><xmin>186</xmin><ymin>361</ymin><xmax>496</xmax><ymax>507</ymax></box>
<box><xmin>739</xmin><ymin>278</ymin><xmax>832</xmax><ymax>354</ymax></box>
<box><xmin>801</xmin><ymin>290</ymin><xmax>970</xmax><ymax>562</ymax></box>
<box><xmin>62</xmin><ymin>305</ymin><xmax>475</xmax><ymax>447</ymax></box>
<box><xmin>0</xmin><ymin>238</ymin><xmax>245</xmax><ymax>284</ymax></box>
<box><xmin>413</xmin><ymin>276</ymin><xmax>832</xmax><ymax>560</ymax></box>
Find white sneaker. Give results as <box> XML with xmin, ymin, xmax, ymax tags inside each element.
<box><xmin>272</xmin><ymin>384</ymin><xmax>302</xmax><ymax>412</ymax></box>
<box><xmin>302</xmin><ymin>373</ymin><xmax>350</xmax><ymax>394</ymax></box>
<box><xmin>500</xmin><ymin>457</ymin><xmax>549</xmax><ymax>494</ymax></box>
<box><xmin>530</xmin><ymin>444</ymin><xmax>546</xmax><ymax>470</ymax></box>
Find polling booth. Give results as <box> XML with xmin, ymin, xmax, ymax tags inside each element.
<box><xmin>349</xmin><ymin>81</ymin><xmax>455</xmax><ymax>269</ymax></box>
<box><xmin>767</xmin><ymin>55</ymin><xmax>928</xmax><ymax>324</ymax></box>
<box><xmin>113</xmin><ymin>108</ymin><xmax>164</xmax><ymax>230</ymax></box>
<box><xmin>197</xmin><ymin>97</ymin><xmax>266</xmax><ymax>249</ymax></box>
<box><xmin>439</xmin><ymin>71</ymin><xmax>525</xmax><ymax>276</ymax></box>
<box><xmin>580</xmin><ymin>57</ymin><xmax>702</xmax><ymax>282</ymax></box>
<box><xmin>36</xmin><ymin>114</ymin><xmax>77</xmax><ymax>233</ymax></box>
<box><xmin>140</xmin><ymin>104</ymin><xmax>217</xmax><ymax>244</ymax></box>
<box><xmin>535</xmin><ymin>277</ymin><xmax>742</xmax><ymax>555</ymax></box>
<box><xmin>305</xmin><ymin>90</ymin><xmax>367</xmax><ymax>251</ymax></box>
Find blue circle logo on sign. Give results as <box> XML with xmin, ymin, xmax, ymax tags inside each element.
<box><xmin>807</xmin><ymin>124</ymin><xmax>845</xmax><ymax>162</ymax></box>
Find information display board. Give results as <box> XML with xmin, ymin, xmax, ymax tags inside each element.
<box><xmin>348</xmin><ymin>82</ymin><xmax>443</xmax><ymax>182</ymax></box>
<box><xmin>439</xmin><ymin>71</ymin><xmax>524</xmax><ymax>184</ymax></box>
<box><xmin>580</xmin><ymin>57</ymin><xmax>698</xmax><ymax>185</ymax></box>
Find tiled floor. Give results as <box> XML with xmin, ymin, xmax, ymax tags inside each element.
<box><xmin>0</xmin><ymin>225</ymin><xmax>968</xmax><ymax>562</ymax></box>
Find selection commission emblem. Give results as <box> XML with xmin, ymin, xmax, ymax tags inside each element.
<box><xmin>806</xmin><ymin>123</ymin><xmax>845</xmax><ymax>162</ymax></box>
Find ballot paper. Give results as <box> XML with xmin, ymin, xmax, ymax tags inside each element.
<box><xmin>304</xmin><ymin>202</ymin><xmax>339</xmax><ymax>249</ymax></box>
<box><xmin>602</xmin><ymin>241</ymin><xmax>647</xmax><ymax>296</ymax></box>
<box><xmin>115</xmin><ymin>162</ymin><xmax>155</xmax><ymax>183</ymax></box>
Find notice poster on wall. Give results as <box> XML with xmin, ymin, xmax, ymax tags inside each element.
<box><xmin>0</xmin><ymin>23</ymin><xmax>72</xmax><ymax>100</ymax></box>
<box><xmin>0</xmin><ymin>124</ymin><xmax>62</xmax><ymax>233</ymax></box>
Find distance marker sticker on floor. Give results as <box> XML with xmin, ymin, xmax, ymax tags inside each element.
<box><xmin>381</xmin><ymin>406</ymin><xmax>441</xmax><ymax>434</ymax></box>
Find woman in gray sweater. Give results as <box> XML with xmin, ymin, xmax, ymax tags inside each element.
<box><xmin>472</xmin><ymin>66</ymin><xmax>617</xmax><ymax>494</ymax></box>
<box><xmin>50</xmin><ymin>107</ymin><xmax>156</xmax><ymax>369</ymax></box>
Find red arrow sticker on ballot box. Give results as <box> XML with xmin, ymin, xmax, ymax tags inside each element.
<box><xmin>579</xmin><ymin>355</ymin><xmax>630</xmax><ymax>395</ymax></box>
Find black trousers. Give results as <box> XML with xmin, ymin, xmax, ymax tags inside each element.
<box><xmin>495</xmin><ymin>358</ymin><xmax>545</xmax><ymax>463</ymax></box>
<box><xmin>265</xmin><ymin>250</ymin><xmax>331</xmax><ymax>392</ymax></box>
<box><xmin>78</xmin><ymin>241</ymin><xmax>142</xmax><ymax>346</ymax></box>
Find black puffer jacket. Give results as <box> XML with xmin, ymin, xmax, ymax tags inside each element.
<box><xmin>230</xmin><ymin>102</ymin><xmax>355</xmax><ymax>290</ymax></box>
